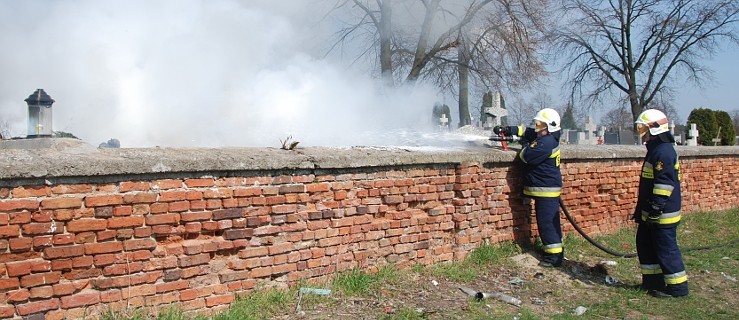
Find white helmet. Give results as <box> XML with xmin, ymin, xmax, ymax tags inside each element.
<box><xmin>532</xmin><ymin>108</ymin><xmax>561</xmax><ymax>132</ymax></box>
<box><xmin>635</xmin><ymin>109</ymin><xmax>669</xmax><ymax>137</ymax></box>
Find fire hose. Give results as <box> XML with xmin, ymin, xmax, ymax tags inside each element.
<box><xmin>558</xmin><ymin>197</ymin><xmax>739</xmax><ymax>258</ymax></box>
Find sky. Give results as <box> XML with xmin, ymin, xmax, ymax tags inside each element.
<box><xmin>0</xmin><ymin>0</ymin><xmax>736</xmax><ymax>147</ymax></box>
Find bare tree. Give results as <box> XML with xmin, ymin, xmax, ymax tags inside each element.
<box><xmin>553</xmin><ymin>0</ymin><xmax>739</xmax><ymax>127</ymax></box>
<box><xmin>327</xmin><ymin>0</ymin><xmax>548</xmax><ymax>126</ymax></box>
<box><xmin>507</xmin><ymin>91</ymin><xmax>549</xmax><ymax>125</ymax></box>
<box><xmin>600</xmin><ymin>105</ymin><xmax>633</xmax><ymax>131</ymax></box>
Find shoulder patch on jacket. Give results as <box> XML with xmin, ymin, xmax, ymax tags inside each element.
<box><xmin>529</xmin><ymin>141</ymin><xmax>538</xmax><ymax>148</ymax></box>
<box><xmin>655</xmin><ymin>161</ymin><xmax>664</xmax><ymax>171</ymax></box>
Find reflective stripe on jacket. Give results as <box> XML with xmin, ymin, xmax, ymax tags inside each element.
<box><xmin>518</xmin><ymin>132</ymin><xmax>562</xmax><ymax>198</ymax></box>
<box><xmin>634</xmin><ymin>138</ymin><xmax>682</xmax><ymax>226</ymax></box>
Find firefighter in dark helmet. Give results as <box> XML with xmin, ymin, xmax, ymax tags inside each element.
<box><xmin>634</xmin><ymin>109</ymin><xmax>688</xmax><ymax>298</ymax></box>
<box><xmin>494</xmin><ymin>108</ymin><xmax>563</xmax><ymax>267</ymax></box>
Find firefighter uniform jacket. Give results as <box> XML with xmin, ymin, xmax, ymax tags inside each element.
<box><xmin>634</xmin><ymin>137</ymin><xmax>682</xmax><ymax>226</ymax></box>
<box><xmin>515</xmin><ymin>127</ymin><xmax>562</xmax><ymax>198</ymax></box>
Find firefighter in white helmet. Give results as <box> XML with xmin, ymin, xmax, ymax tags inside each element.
<box><xmin>634</xmin><ymin>109</ymin><xmax>688</xmax><ymax>298</ymax></box>
<box><xmin>494</xmin><ymin>108</ymin><xmax>564</xmax><ymax>267</ymax></box>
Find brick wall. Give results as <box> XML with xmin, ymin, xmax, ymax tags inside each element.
<box><xmin>0</xmin><ymin>150</ymin><xmax>736</xmax><ymax>319</ymax></box>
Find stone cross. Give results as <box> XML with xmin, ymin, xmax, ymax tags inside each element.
<box><xmin>686</xmin><ymin>123</ymin><xmax>699</xmax><ymax>146</ymax></box>
<box><xmin>578</xmin><ymin>116</ymin><xmax>597</xmax><ymax>144</ymax></box>
<box><xmin>439</xmin><ymin>114</ymin><xmax>449</xmax><ymax>128</ymax></box>
<box><xmin>584</xmin><ymin>117</ymin><xmax>597</xmax><ymax>134</ymax></box>
<box><xmin>483</xmin><ymin>106</ymin><xmax>507</xmax><ymax>129</ymax></box>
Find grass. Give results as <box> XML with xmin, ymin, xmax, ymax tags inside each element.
<box><xmin>96</xmin><ymin>207</ymin><xmax>739</xmax><ymax>320</ymax></box>
<box><xmin>423</xmin><ymin>241</ymin><xmax>523</xmax><ymax>283</ymax></box>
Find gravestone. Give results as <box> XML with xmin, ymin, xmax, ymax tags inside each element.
<box><xmin>686</xmin><ymin>123</ymin><xmax>699</xmax><ymax>146</ymax></box>
<box><xmin>432</xmin><ymin>103</ymin><xmax>452</xmax><ymax>131</ymax></box>
<box><xmin>482</xmin><ymin>91</ymin><xmax>507</xmax><ymax>130</ymax></box>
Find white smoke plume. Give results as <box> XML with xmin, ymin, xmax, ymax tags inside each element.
<box><xmin>0</xmin><ymin>0</ymin><xmax>450</xmax><ymax>147</ymax></box>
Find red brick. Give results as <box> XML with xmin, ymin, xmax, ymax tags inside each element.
<box><xmin>0</xmin><ymin>199</ymin><xmax>41</xmax><ymax>212</ymax></box>
<box><xmin>184</xmin><ymin>179</ymin><xmax>214</xmax><ymax>187</ymax></box>
<box><xmin>100</xmin><ymin>289</ymin><xmax>122</xmax><ymax>303</ymax></box>
<box><xmin>103</xmin><ymin>262</ymin><xmax>143</xmax><ymax>276</ymax></box>
<box><xmin>21</xmin><ymin>222</ymin><xmax>63</xmax><ymax>235</ymax></box>
<box><xmin>206</xmin><ymin>293</ymin><xmax>235</xmax><ymax>307</ymax></box>
<box><xmin>179</xmin><ymin>288</ymin><xmax>197</xmax><ymax>301</ymax></box>
<box><xmin>44</xmin><ymin>245</ymin><xmax>85</xmax><ymax>259</ymax></box>
<box><xmin>180</xmin><ymin>211</ymin><xmax>212</xmax><ymax>222</ymax></box>
<box><xmin>168</xmin><ymin>201</ymin><xmax>190</xmax><ymax>212</ymax></box>
<box><xmin>123</xmin><ymin>192</ymin><xmax>158</xmax><ymax>204</ymax></box>
<box><xmin>269</xmin><ymin>243</ymin><xmax>294</xmax><ymax>255</ymax></box>
<box><xmin>112</xmin><ymin>206</ymin><xmax>133</xmax><ymax>216</ymax></box>
<box><xmin>66</xmin><ymin>219</ymin><xmax>107</xmax><ymax>232</ymax></box>
<box><xmin>20</xmin><ymin>272</ymin><xmax>61</xmax><ymax>287</ymax></box>
<box><xmin>72</xmin><ymin>256</ymin><xmax>94</xmax><ymax>268</ymax></box>
<box><xmin>30</xmin><ymin>285</ymin><xmax>54</xmax><ymax>299</ymax></box>
<box><xmin>238</xmin><ymin>247</ymin><xmax>269</xmax><ymax>259</ymax></box>
<box><xmin>153</xmin><ymin>179</ymin><xmax>183</xmax><ymax>190</ymax></box>
<box><xmin>185</xmin><ymin>222</ymin><xmax>202</xmax><ymax>233</ymax></box>
<box><xmin>30</xmin><ymin>260</ymin><xmax>52</xmax><ymax>273</ymax></box>
<box><xmin>8</xmin><ymin>238</ymin><xmax>32</xmax><ymax>252</ymax></box>
<box><xmin>6</xmin><ymin>261</ymin><xmax>32</xmax><ymax>277</ymax></box>
<box><xmin>51</xmin><ymin>283</ymin><xmax>76</xmax><ymax>296</ymax></box>
<box><xmin>0</xmin><ymin>278</ymin><xmax>19</xmax><ymax>290</ymax></box>
<box><xmin>50</xmin><ymin>184</ymin><xmax>93</xmax><ymax>194</ymax></box>
<box><xmin>134</xmin><ymin>227</ymin><xmax>152</xmax><ymax>238</ymax></box>
<box><xmin>52</xmin><ymin>234</ymin><xmax>74</xmax><ymax>245</ymax></box>
<box><xmin>40</xmin><ymin>197</ymin><xmax>82</xmax><ymax>209</ymax></box>
<box><xmin>159</xmin><ymin>191</ymin><xmax>188</xmax><ymax>202</ymax></box>
<box><xmin>0</xmin><ymin>305</ymin><xmax>14</xmax><ymax>318</ymax></box>
<box><xmin>203</xmin><ymin>188</ymin><xmax>233</xmax><ymax>199</ymax></box>
<box><xmin>272</xmin><ymin>204</ymin><xmax>297</xmax><ymax>214</ymax></box>
<box><xmin>223</xmin><ymin>229</ymin><xmax>253</xmax><ymax>240</ymax></box>
<box><xmin>121</xmin><ymin>284</ymin><xmax>156</xmax><ymax>298</ymax></box>
<box><xmin>107</xmin><ymin>216</ymin><xmax>144</xmax><ymax>229</ymax></box>
<box><xmin>0</xmin><ymin>225</ymin><xmax>20</xmax><ymax>238</ymax></box>
<box><xmin>124</xmin><ymin>238</ymin><xmax>157</xmax><ymax>251</ymax></box>
<box><xmin>150</xmin><ymin>203</ymin><xmax>169</xmax><ymax>213</ymax></box>
<box><xmin>84</xmin><ymin>242</ymin><xmax>123</xmax><ymax>255</ymax></box>
<box><xmin>234</xmin><ymin>187</ymin><xmax>262</xmax><ymax>197</ymax></box>
<box><xmin>178</xmin><ymin>253</ymin><xmax>210</xmax><ymax>267</ymax></box>
<box><xmin>120</xmin><ymin>181</ymin><xmax>151</xmax><ymax>192</ymax></box>
<box><xmin>9</xmin><ymin>212</ymin><xmax>32</xmax><ymax>224</ymax></box>
<box><xmin>182</xmin><ymin>242</ymin><xmax>202</xmax><ymax>255</ymax></box>
<box><xmin>212</xmin><ymin>208</ymin><xmax>242</xmax><ymax>220</ymax></box>
<box><xmin>51</xmin><ymin>259</ymin><xmax>73</xmax><ymax>271</ymax></box>
<box><xmin>84</xmin><ymin>195</ymin><xmax>123</xmax><ymax>207</ymax></box>
<box><xmin>4</xmin><ymin>289</ymin><xmax>29</xmax><ymax>302</ymax></box>
<box><xmin>32</xmin><ymin>210</ymin><xmax>53</xmax><ymax>223</ymax></box>
<box><xmin>61</xmin><ymin>291</ymin><xmax>101</xmax><ymax>309</ymax></box>
<box><xmin>156</xmin><ymin>280</ymin><xmax>189</xmax><ymax>293</ymax></box>
<box><xmin>145</xmin><ymin>213</ymin><xmax>180</xmax><ymax>225</ymax></box>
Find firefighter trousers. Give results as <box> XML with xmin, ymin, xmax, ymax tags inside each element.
<box><xmin>636</xmin><ymin>222</ymin><xmax>689</xmax><ymax>296</ymax></box>
<box><xmin>534</xmin><ymin>197</ymin><xmax>563</xmax><ymax>265</ymax></box>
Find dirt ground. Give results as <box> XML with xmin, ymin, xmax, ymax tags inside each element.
<box><xmin>271</xmin><ymin>251</ymin><xmax>738</xmax><ymax>320</ymax></box>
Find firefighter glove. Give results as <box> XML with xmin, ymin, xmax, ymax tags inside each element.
<box><xmin>523</xmin><ymin>127</ymin><xmax>537</xmax><ymax>142</ymax></box>
<box><xmin>646</xmin><ymin>200</ymin><xmax>664</xmax><ymax>223</ymax></box>
<box><xmin>493</xmin><ymin>126</ymin><xmax>511</xmax><ymax>136</ymax></box>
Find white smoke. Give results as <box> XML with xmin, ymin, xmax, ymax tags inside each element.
<box><xmin>0</xmin><ymin>0</ymin><xmax>448</xmax><ymax>147</ymax></box>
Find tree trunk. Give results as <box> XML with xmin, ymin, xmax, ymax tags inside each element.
<box><xmin>407</xmin><ymin>0</ymin><xmax>440</xmax><ymax>81</ymax></box>
<box><xmin>379</xmin><ymin>0</ymin><xmax>393</xmax><ymax>86</ymax></box>
<box><xmin>458</xmin><ymin>36</ymin><xmax>471</xmax><ymax>128</ymax></box>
